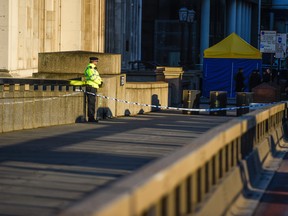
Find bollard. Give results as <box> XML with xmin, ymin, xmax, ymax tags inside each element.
<box><xmin>182</xmin><ymin>90</ymin><xmax>201</xmax><ymax>114</ymax></box>
<box><xmin>236</xmin><ymin>92</ymin><xmax>253</xmax><ymax>116</ymax></box>
<box><xmin>210</xmin><ymin>91</ymin><xmax>227</xmax><ymax>116</ymax></box>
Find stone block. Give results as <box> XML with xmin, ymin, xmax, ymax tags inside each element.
<box><xmin>125</xmin><ymin>82</ymin><xmax>168</xmax><ymax>115</ymax></box>
<box><xmin>36</xmin><ymin>51</ymin><xmax>121</xmax><ymax>79</ymax></box>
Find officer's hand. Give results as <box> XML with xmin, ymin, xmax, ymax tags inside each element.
<box><xmin>99</xmin><ymin>81</ymin><xmax>104</xmax><ymax>88</ymax></box>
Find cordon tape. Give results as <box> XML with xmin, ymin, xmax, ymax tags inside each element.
<box><xmin>80</xmin><ymin>90</ymin><xmax>279</xmax><ymax>112</ymax></box>
<box><xmin>0</xmin><ymin>89</ymin><xmax>281</xmax><ymax>112</ymax></box>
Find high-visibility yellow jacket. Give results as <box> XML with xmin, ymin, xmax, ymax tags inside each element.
<box><xmin>84</xmin><ymin>63</ymin><xmax>103</xmax><ymax>88</ymax></box>
<box><xmin>70</xmin><ymin>63</ymin><xmax>103</xmax><ymax>88</ymax></box>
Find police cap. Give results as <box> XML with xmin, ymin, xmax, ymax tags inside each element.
<box><xmin>89</xmin><ymin>57</ymin><xmax>99</xmax><ymax>61</ymax></box>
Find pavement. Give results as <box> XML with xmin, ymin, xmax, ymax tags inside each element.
<box><xmin>253</xmin><ymin>152</ymin><xmax>288</xmax><ymax>216</ymax></box>
<box><xmin>0</xmin><ymin>110</ymin><xmax>232</xmax><ymax>216</ymax></box>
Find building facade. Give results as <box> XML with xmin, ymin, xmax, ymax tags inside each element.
<box><xmin>142</xmin><ymin>0</ymin><xmax>263</xmax><ymax>68</ymax></box>
<box><xmin>105</xmin><ymin>0</ymin><xmax>142</xmax><ymax>70</ymax></box>
<box><xmin>1</xmin><ymin>0</ymin><xmax>287</xmax><ymax>77</ymax></box>
<box><xmin>142</xmin><ymin>0</ymin><xmax>288</xmax><ymax>69</ymax></box>
<box><xmin>0</xmin><ymin>0</ymin><xmax>105</xmax><ymax>77</ymax></box>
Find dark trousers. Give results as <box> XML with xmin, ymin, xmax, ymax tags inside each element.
<box><xmin>86</xmin><ymin>86</ymin><xmax>97</xmax><ymax>119</ymax></box>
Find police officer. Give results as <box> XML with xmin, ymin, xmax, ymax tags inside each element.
<box><xmin>235</xmin><ymin>68</ymin><xmax>245</xmax><ymax>92</ymax></box>
<box><xmin>249</xmin><ymin>70</ymin><xmax>261</xmax><ymax>91</ymax></box>
<box><xmin>84</xmin><ymin>57</ymin><xmax>103</xmax><ymax>122</ymax></box>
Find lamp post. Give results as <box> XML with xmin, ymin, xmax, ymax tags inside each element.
<box><xmin>187</xmin><ymin>9</ymin><xmax>196</xmax><ymax>69</ymax></box>
<box><xmin>178</xmin><ymin>7</ymin><xmax>196</xmax><ymax>69</ymax></box>
<box><xmin>257</xmin><ymin>0</ymin><xmax>261</xmax><ymax>49</ymax></box>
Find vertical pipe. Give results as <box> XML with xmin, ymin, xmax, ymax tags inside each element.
<box><xmin>200</xmin><ymin>0</ymin><xmax>210</xmax><ymax>64</ymax></box>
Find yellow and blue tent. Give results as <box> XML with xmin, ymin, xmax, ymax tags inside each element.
<box><xmin>203</xmin><ymin>33</ymin><xmax>262</xmax><ymax>97</ymax></box>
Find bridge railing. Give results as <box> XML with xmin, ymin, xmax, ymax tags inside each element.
<box><xmin>59</xmin><ymin>102</ymin><xmax>288</xmax><ymax>216</ymax></box>
<box><xmin>0</xmin><ymin>83</ymin><xmax>84</xmax><ymax>133</ymax></box>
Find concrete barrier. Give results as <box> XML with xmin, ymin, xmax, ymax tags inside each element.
<box><xmin>58</xmin><ymin>102</ymin><xmax>288</xmax><ymax>216</ymax></box>
<box><xmin>124</xmin><ymin>82</ymin><xmax>168</xmax><ymax>115</ymax></box>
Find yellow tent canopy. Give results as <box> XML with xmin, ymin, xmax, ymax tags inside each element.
<box><xmin>204</xmin><ymin>33</ymin><xmax>262</xmax><ymax>59</ymax></box>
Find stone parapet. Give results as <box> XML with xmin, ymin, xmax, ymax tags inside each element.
<box><xmin>0</xmin><ymin>79</ymin><xmax>169</xmax><ymax>132</ymax></box>
<box><xmin>0</xmin><ymin>84</ymin><xmax>83</xmax><ymax>133</ymax></box>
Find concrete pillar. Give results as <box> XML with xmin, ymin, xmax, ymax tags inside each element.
<box><xmin>0</xmin><ymin>0</ymin><xmax>18</xmax><ymax>76</ymax></box>
<box><xmin>79</xmin><ymin>0</ymin><xmax>105</xmax><ymax>52</ymax></box>
<box><xmin>200</xmin><ymin>0</ymin><xmax>210</xmax><ymax>64</ymax></box>
<box><xmin>60</xmin><ymin>0</ymin><xmax>82</xmax><ymax>51</ymax></box>
<box><xmin>228</xmin><ymin>0</ymin><xmax>237</xmax><ymax>34</ymax></box>
<box><xmin>161</xmin><ymin>67</ymin><xmax>184</xmax><ymax>106</ymax></box>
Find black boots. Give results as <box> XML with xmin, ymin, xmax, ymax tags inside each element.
<box><xmin>88</xmin><ymin>117</ymin><xmax>98</xmax><ymax>123</ymax></box>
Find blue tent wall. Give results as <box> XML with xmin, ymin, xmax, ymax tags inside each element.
<box><xmin>203</xmin><ymin>58</ymin><xmax>262</xmax><ymax>98</ymax></box>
